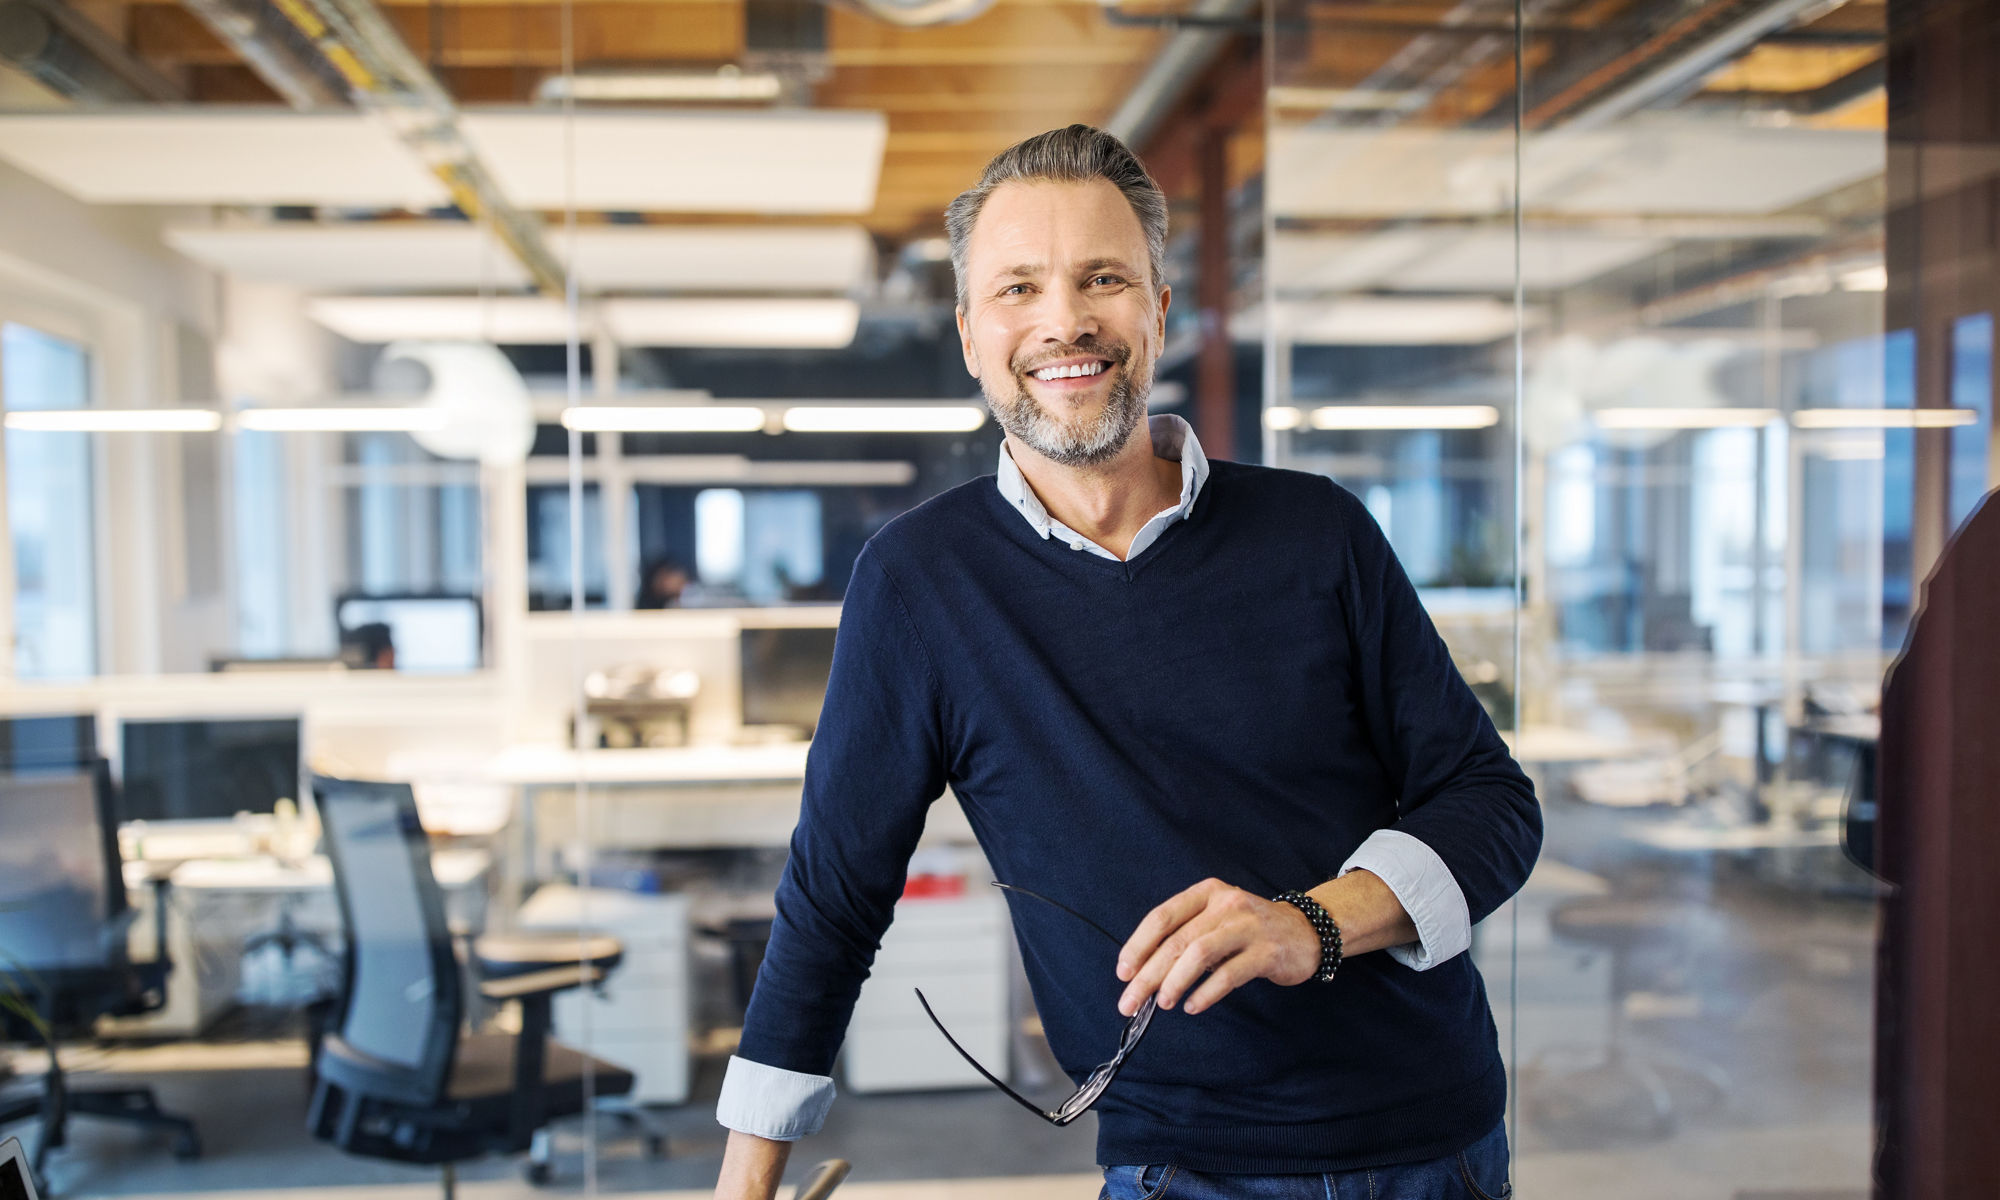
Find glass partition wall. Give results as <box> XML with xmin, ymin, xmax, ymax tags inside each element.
<box><xmin>1269</xmin><ymin>0</ymin><xmax>1894</xmax><ymax>1193</ymax></box>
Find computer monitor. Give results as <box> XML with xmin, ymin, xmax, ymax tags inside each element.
<box><xmin>1</xmin><ymin>1136</ymin><xmax>42</xmax><ymax>1200</ymax></box>
<box><xmin>740</xmin><ymin>627</ymin><xmax>838</xmax><ymax>737</ymax></box>
<box><xmin>0</xmin><ymin>713</ymin><xmax>96</xmax><ymax>774</ymax></box>
<box><xmin>117</xmin><ymin>717</ymin><xmax>303</xmax><ymax>823</ymax></box>
<box><xmin>334</xmin><ymin>593</ymin><xmax>483</xmax><ymax>673</ymax></box>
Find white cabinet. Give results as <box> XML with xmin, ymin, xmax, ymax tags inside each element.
<box><xmin>843</xmin><ymin>891</ymin><xmax>1010</xmax><ymax>1094</ymax></box>
<box><xmin>517</xmin><ymin>885</ymin><xmax>691</xmax><ymax>1104</ymax></box>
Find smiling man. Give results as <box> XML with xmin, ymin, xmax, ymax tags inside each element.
<box><xmin>713</xmin><ymin>125</ymin><xmax>1540</xmax><ymax>1200</ymax></box>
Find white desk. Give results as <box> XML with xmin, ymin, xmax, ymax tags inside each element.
<box><xmin>106</xmin><ymin>849</ymin><xmax>491</xmax><ymax>1038</ymax></box>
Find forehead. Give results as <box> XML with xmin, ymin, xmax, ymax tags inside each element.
<box><xmin>966</xmin><ymin>178</ymin><xmax>1148</xmax><ymax>274</ymax></box>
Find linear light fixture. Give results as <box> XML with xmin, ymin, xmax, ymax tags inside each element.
<box><xmin>1792</xmin><ymin>407</ymin><xmax>1976</xmax><ymax>429</ymax></box>
<box><xmin>535</xmin><ymin>69</ymin><xmax>784</xmax><ymax>104</ymax></box>
<box><xmin>236</xmin><ymin>407</ymin><xmax>446</xmax><ymax>432</ymax></box>
<box><xmin>1307</xmin><ymin>405</ymin><xmax>1501</xmax><ymax>430</ymax></box>
<box><xmin>4</xmin><ymin>409</ymin><xmax>222</xmax><ymax>432</ymax></box>
<box><xmin>1264</xmin><ymin>406</ymin><xmax>1306</xmax><ymax>430</ymax></box>
<box><xmin>781</xmin><ymin>406</ymin><xmax>987</xmax><ymax>433</ymax></box>
<box><xmin>1594</xmin><ymin>408</ymin><xmax>1779</xmax><ymax>429</ymax></box>
<box><xmin>561</xmin><ymin>406</ymin><xmax>769</xmax><ymax>433</ymax></box>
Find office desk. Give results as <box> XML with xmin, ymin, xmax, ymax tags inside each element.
<box><xmin>450</xmin><ymin>744</ymin><xmax>973</xmax><ymax>871</ymax></box>
<box><xmin>106</xmin><ymin>850</ymin><xmax>491</xmax><ymax>1038</ymax></box>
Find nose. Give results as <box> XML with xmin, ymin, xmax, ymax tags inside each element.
<box><xmin>1037</xmin><ymin>282</ymin><xmax>1100</xmax><ymax>346</ymax></box>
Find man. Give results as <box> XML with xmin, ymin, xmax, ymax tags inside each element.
<box><xmin>714</xmin><ymin>124</ymin><xmax>1540</xmax><ymax>1200</ymax></box>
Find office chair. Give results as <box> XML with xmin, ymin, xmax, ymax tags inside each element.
<box><xmin>305</xmin><ymin>775</ymin><xmax>635</xmax><ymax>1197</ymax></box>
<box><xmin>0</xmin><ymin>764</ymin><xmax>201</xmax><ymax>1191</ymax></box>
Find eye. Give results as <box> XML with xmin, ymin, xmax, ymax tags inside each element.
<box><xmin>1000</xmin><ymin>283</ymin><xmax>1032</xmax><ymax>297</ymax></box>
<box><xmin>1088</xmin><ymin>274</ymin><xmax>1126</xmax><ymax>288</ymax></box>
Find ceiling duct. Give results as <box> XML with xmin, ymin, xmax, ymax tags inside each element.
<box><xmin>0</xmin><ymin>0</ymin><xmax>182</xmax><ymax>103</ymax></box>
<box><xmin>177</xmin><ymin>0</ymin><xmax>350</xmax><ymax>109</ymax></box>
<box><xmin>840</xmin><ymin>0</ymin><xmax>996</xmax><ymax>28</ymax></box>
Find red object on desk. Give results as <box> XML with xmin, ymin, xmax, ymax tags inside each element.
<box><xmin>901</xmin><ymin>873</ymin><xmax>966</xmax><ymax>900</ymax></box>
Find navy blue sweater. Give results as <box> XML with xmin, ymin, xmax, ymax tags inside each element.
<box><xmin>739</xmin><ymin>460</ymin><xmax>1542</xmax><ymax>1173</ymax></box>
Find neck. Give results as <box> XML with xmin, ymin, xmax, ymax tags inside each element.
<box><xmin>1009</xmin><ymin>422</ymin><xmax>1182</xmax><ymax>560</ymax></box>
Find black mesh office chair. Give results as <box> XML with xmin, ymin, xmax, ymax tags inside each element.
<box><xmin>0</xmin><ymin>764</ymin><xmax>200</xmax><ymax>1192</ymax></box>
<box><xmin>305</xmin><ymin>775</ymin><xmax>634</xmax><ymax>1197</ymax></box>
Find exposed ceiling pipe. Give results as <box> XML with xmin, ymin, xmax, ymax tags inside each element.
<box><xmin>840</xmin><ymin>0</ymin><xmax>997</xmax><ymax>27</ymax></box>
<box><xmin>177</xmin><ymin>0</ymin><xmax>349</xmax><ymax>109</ymax></box>
<box><xmin>1104</xmin><ymin>0</ymin><xmax>1256</xmax><ymax>151</ymax></box>
<box><xmin>267</xmin><ymin>0</ymin><xmax>566</xmax><ymax>294</ymax></box>
<box><xmin>0</xmin><ymin>0</ymin><xmax>183</xmax><ymax>103</ymax></box>
<box><xmin>1553</xmin><ymin>0</ymin><xmax>1853</xmax><ymax>131</ymax></box>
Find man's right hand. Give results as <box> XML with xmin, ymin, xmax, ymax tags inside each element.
<box><xmin>715</xmin><ymin>1129</ymin><xmax>793</xmax><ymax>1200</ymax></box>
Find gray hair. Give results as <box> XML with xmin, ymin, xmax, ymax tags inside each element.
<box><xmin>944</xmin><ymin>124</ymin><xmax>1169</xmax><ymax>312</ymax></box>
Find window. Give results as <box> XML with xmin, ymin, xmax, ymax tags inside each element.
<box><xmin>3</xmin><ymin>323</ymin><xmax>95</xmax><ymax>678</ymax></box>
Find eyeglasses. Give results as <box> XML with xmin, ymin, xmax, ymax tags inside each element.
<box><xmin>914</xmin><ymin>882</ymin><xmax>1157</xmax><ymax>1127</ymax></box>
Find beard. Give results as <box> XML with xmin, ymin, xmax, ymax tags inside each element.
<box><xmin>983</xmin><ymin>342</ymin><xmax>1152</xmax><ymax>469</ymax></box>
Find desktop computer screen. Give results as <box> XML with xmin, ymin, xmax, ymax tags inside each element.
<box><xmin>118</xmin><ymin>717</ymin><xmax>303</xmax><ymax>822</ymax></box>
<box><xmin>335</xmin><ymin>594</ymin><xmax>483</xmax><ymax>673</ymax></box>
<box><xmin>0</xmin><ymin>713</ymin><xmax>96</xmax><ymax>774</ymax></box>
<box><xmin>740</xmin><ymin>627</ymin><xmax>838</xmax><ymax>737</ymax></box>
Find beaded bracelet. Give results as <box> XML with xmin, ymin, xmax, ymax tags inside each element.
<box><xmin>1273</xmin><ymin>890</ymin><xmax>1344</xmax><ymax>983</ymax></box>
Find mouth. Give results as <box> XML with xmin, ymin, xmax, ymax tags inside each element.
<box><xmin>1025</xmin><ymin>357</ymin><xmax>1113</xmax><ymax>386</ymax></box>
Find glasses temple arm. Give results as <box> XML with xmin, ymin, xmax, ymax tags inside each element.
<box><xmin>990</xmin><ymin>882</ymin><xmax>1123</xmax><ymax>947</ymax></box>
<box><xmin>913</xmin><ymin>987</ymin><xmax>1061</xmax><ymax>1124</ymax></box>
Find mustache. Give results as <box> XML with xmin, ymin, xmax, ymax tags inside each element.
<box><xmin>1013</xmin><ymin>342</ymin><xmax>1130</xmax><ymax>376</ymax></box>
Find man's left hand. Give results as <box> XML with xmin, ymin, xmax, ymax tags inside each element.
<box><xmin>1114</xmin><ymin>878</ymin><xmax>1319</xmax><ymax>1016</ymax></box>
<box><xmin>1115</xmin><ymin>871</ymin><xmax>1418</xmax><ymax>1016</ymax></box>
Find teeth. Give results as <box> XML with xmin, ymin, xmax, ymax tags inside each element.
<box><xmin>1034</xmin><ymin>361</ymin><xmax>1106</xmax><ymax>381</ymax></box>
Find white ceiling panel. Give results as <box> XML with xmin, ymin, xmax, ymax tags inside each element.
<box><xmin>566</xmin><ymin>225</ymin><xmax>875</xmax><ymax>292</ymax></box>
<box><xmin>306</xmin><ymin>294</ymin><xmax>860</xmax><ymax>348</ymax></box>
<box><xmin>0</xmin><ymin>112</ymin><xmax>448</xmax><ymax>207</ymax></box>
<box><xmin>166</xmin><ymin>224</ymin><xmax>530</xmax><ymax>290</ymax></box>
<box><xmin>460</xmin><ymin>110</ymin><xmax>888</xmax><ymax>214</ymax></box>
<box><xmin>163</xmin><ymin>222</ymin><xmax>874</xmax><ymax>292</ymax></box>
<box><xmin>1275</xmin><ymin>229</ymin><xmax>1668</xmax><ymax>294</ymax></box>
<box><xmin>1271</xmin><ymin>122</ymin><xmax>1881</xmax><ymax>219</ymax></box>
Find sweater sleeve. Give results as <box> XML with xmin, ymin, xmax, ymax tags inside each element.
<box><xmin>735</xmin><ymin>545</ymin><xmax>949</xmax><ymax>1077</ymax></box>
<box><xmin>1333</xmin><ymin>482</ymin><xmax>1542</xmax><ymax>924</ymax></box>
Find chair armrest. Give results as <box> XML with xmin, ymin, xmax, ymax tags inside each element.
<box><xmin>477</xmin><ymin>963</ymin><xmax>606</xmax><ymax>1001</ymax></box>
<box><xmin>474</xmin><ymin>931</ymin><xmax>622</xmax><ymax>980</ymax></box>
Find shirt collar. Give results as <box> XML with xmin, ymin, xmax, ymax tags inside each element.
<box><xmin>994</xmin><ymin>413</ymin><xmax>1209</xmax><ymax>542</ymax></box>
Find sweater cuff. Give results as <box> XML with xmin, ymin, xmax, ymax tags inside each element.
<box><xmin>1338</xmin><ymin>829</ymin><xmax>1471</xmax><ymax>971</ymax></box>
<box><xmin>716</xmin><ymin>1055</ymin><xmax>836</xmax><ymax>1141</ymax></box>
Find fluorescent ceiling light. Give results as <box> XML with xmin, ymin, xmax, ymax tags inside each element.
<box><xmin>1309</xmin><ymin>405</ymin><xmax>1501</xmax><ymax>430</ymax></box>
<box><xmin>1264</xmin><ymin>406</ymin><xmax>1305</xmax><ymax>431</ymax></box>
<box><xmin>1792</xmin><ymin>407</ymin><xmax>1975</xmax><ymax>428</ymax></box>
<box><xmin>5</xmin><ymin>409</ymin><xmax>221</xmax><ymax>432</ymax></box>
<box><xmin>1595</xmin><ymin>408</ymin><xmax>1778</xmax><ymax>429</ymax></box>
<box><xmin>1838</xmin><ymin>265</ymin><xmax>1887</xmax><ymax>292</ymax></box>
<box><xmin>561</xmin><ymin>406</ymin><xmax>768</xmax><ymax>432</ymax></box>
<box><xmin>1255</xmin><ymin>298</ymin><xmax>1524</xmax><ymax>346</ymax></box>
<box><xmin>536</xmin><ymin>69</ymin><xmax>783</xmax><ymax>104</ymax></box>
<box><xmin>781</xmin><ymin>406</ymin><xmax>987</xmax><ymax>433</ymax></box>
<box><xmin>603</xmin><ymin>298</ymin><xmax>859</xmax><ymax>349</ymax></box>
<box><xmin>237</xmin><ymin>407</ymin><xmax>446</xmax><ymax>432</ymax></box>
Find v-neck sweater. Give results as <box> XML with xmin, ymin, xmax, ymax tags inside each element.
<box><xmin>736</xmin><ymin>459</ymin><xmax>1542</xmax><ymax>1173</ymax></box>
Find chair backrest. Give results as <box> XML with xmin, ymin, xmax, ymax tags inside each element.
<box><xmin>314</xmin><ymin>775</ymin><xmax>461</xmax><ymax>1101</ymax></box>
<box><xmin>0</xmin><ymin>762</ymin><xmax>126</xmax><ymax>973</ymax></box>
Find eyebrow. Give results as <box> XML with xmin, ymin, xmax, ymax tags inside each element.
<box><xmin>991</xmin><ymin>258</ymin><xmax>1143</xmax><ymax>283</ymax></box>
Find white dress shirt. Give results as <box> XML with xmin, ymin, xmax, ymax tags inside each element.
<box><xmin>716</xmin><ymin>415</ymin><xmax>1472</xmax><ymax>1141</ymax></box>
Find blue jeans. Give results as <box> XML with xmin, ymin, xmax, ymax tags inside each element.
<box><xmin>1099</xmin><ymin>1120</ymin><xmax>1511</xmax><ymax>1200</ymax></box>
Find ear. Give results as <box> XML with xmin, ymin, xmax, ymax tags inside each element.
<box><xmin>956</xmin><ymin>305</ymin><xmax>981</xmax><ymax>378</ymax></box>
<box><xmin>1154</xmin><ymin>284</ymin><xmax>1172</xmax><ymax>350</ymax></box>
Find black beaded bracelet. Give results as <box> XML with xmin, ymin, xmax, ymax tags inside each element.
<box><xmin>1273</xmin><ymin>890</ymin><xmax>1344</xmax><ymax>983</ymax></box>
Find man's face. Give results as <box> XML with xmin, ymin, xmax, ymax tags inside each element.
<box><xmin>955</xmin><ymin>179</ymin><xmax>1170</xmax><ymax>468</ymax></box>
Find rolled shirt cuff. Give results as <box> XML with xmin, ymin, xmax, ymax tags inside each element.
<box><xmin>1337</xmin><ymin>828</ymin><xmax>1472</xmax><ymax>971</ymax></box>
<box><xmin>716</xmin><ymin>1055</ymin><xmax>837</xmax><ymax>1142</ymax></box>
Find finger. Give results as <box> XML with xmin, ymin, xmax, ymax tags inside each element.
<box><xmin>1155</xmin><ymin>930</ymin><xmax>1244</xmax><ymax>1012</ymax></box>
<box><xmin>1116</xmin><ymin>880</ymin><xmax>1217</xmax><ymax>982</ymax></box>
<box><xmin>1118</xmin><ymin>909</ymin><xmax>1218</xmax><ymax>1016</ymax></box>
<box><xmin>1182</xmin><ymin>954</ymin><xmax>1254</xmax><ymax>1015</ymax></box>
